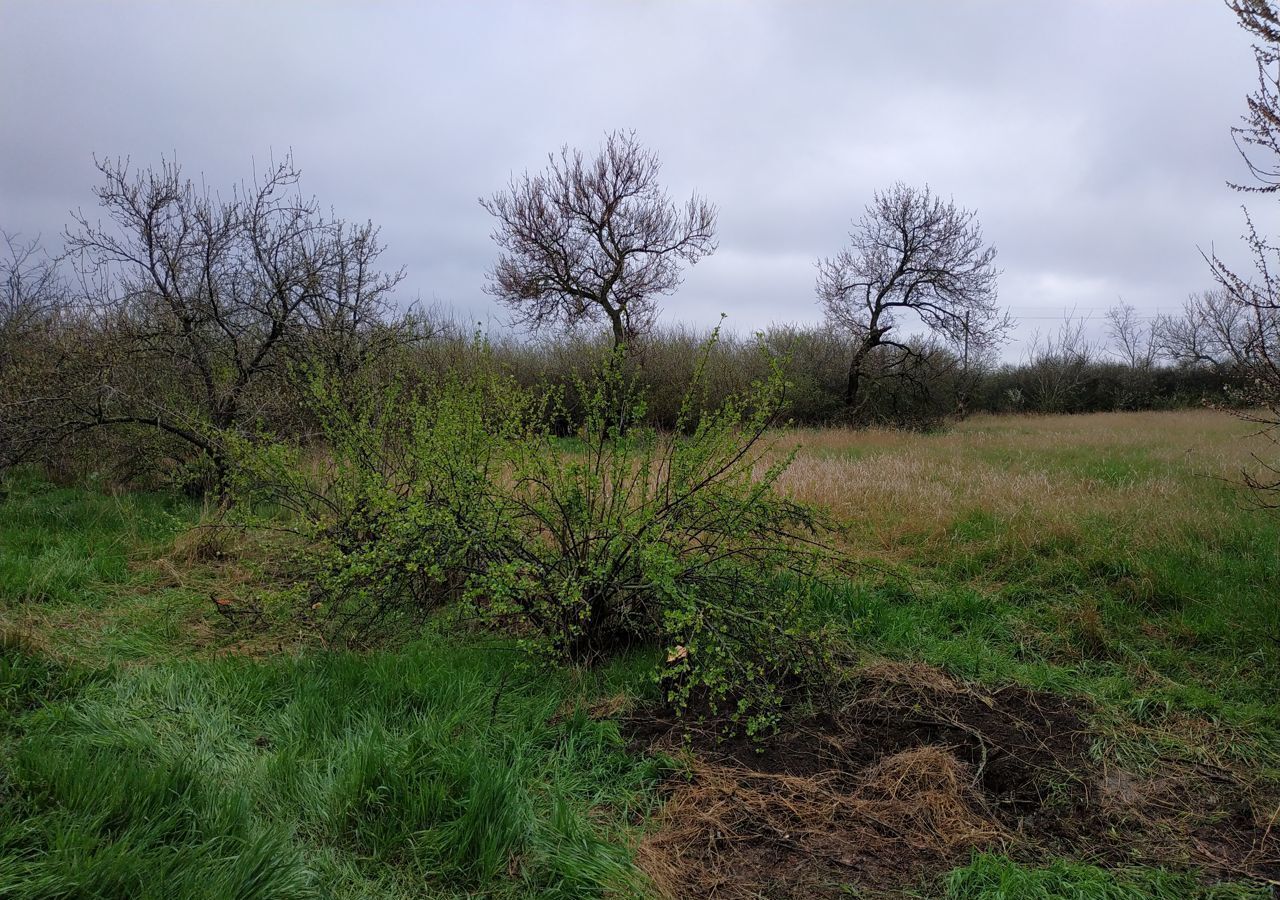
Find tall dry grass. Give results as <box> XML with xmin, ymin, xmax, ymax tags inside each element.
<box><xmin>775</xmin><ymin>409</ymin><xmax>1274</xmax><ymax>556</ymax></box>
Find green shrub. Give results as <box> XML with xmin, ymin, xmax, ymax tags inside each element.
<box><xmin>229</xmin><ymin>333</ymin><xmax>840</xmax><ymax>734</ymax></box>
<box><xmin>225</xmin><ymin>359</ymin><xmax>522</xmax><ymax>647</ymax></box>
<box><xmin>477</xmin><ymin>339</ymin><xmax>837</xmax><ymax>733</ymax></box>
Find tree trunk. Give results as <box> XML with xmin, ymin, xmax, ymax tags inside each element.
<box><xmin>845</xmin><ymin>338</ymin><xmax>875</xmax><ymax>410</ymax></box>
<box><xmin>608</xmin><ymin>309</ymin><xmax>627</xmax><ymax>352</ymax></box>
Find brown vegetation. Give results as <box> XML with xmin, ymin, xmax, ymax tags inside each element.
<box><xmin>628</xmin><ymin>661</ymin><xmax>1279</xmax><ymax>898</ymax></box>
<box><xmin>776</xmin><ymin>410</ymin><xmax>1273</xmax><ymax>553</ymax></box>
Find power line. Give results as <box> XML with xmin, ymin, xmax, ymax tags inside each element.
<box><xmin>1004</xmin><ymin>311</ymin><xmax>1164</xmax><ymax>321</ymax></box>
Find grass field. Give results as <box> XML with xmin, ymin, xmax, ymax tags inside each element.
<box><xmin>1</xmin><ymin>409</ymin><xmax>1277</xmax><ymax>898</ymax></box>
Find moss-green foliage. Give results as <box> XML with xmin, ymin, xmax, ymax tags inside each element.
<box><xmin>224</xmin><ymin>360</ymin><xmax>526</xmax><ymax>647</ymax></box>
<box><xmin>945</xmin><ymin>854</ymin><xmax>1269</xmax><ymax>899</ymax></box>
<box><xmin>484</xmin><ymin>342</ymin><xmax>836</xmax><ymax>734</ymax></box>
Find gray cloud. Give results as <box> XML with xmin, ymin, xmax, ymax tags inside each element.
<box><xmin>0</xmin><ymin>1</ymin><xmax>1263</xmax><ymax>355</ymax></box>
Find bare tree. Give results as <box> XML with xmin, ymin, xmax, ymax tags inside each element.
<box><xmin>1022</xmin><ymin>313</ymin><xmax>1096</xmax><ymax>413</ymax></box>
<box><xmin>1198</xmin><ymin>3</ymin><xmax>1278</xmax><ymax>393</ymax></box>
<box><xmin>38</xmin><ymin>154</ymin><xmax>406</xmax><ymax>483</ymax></box>
<box><xmin>1196</xmin><ymin>1</ymin><xmax>1280</xmax><ymax>512</ymax></box>
<box><xmin>481</xmin><ymin>130</ymin><xmax>717</xmax><ymax>350</ymax></box>
<box><xmin>1156</xmin><ymin>297</ymin><xmax>1221</xmax><ymax>370</ymax></box>
<box><xmin>1156</xmin><ymin>289</ymin><xmax>1261</xmax><ymax>371</ymax></box>
<box><xmin>1103</xmin><ymin>301</ymin><xmax>1166</xmax><ymax>410</ymax></box>
<box><xmin>1</xmin><ymin>232</ymin><xmax>64</xmax><ymax>373</ymax></box>
<box><xmin>1224</xmin><ymin>0</ymin><xmax>1280</xmax><ymax>193</ymax></box>
<box><xmin>1105</xmin><ymin>301</ymin><xmax>1160</xmax><ymax>371</ymax></box>
<box><xmin>0</xmin><ymin>232</ymin><xmax>67</xmax><ymax>472</ymax></box>
<box><xmin>816</xmin><ymin>182</ymin><xmax>1006</xmax><ymax>416</ymax></box>
<box><xmin>1205</xmin><ymin>1</ymin><xmax>1280</xmax><ymax>340</ymax></box>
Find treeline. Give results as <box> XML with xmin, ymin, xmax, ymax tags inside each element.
<box><xmin>473</xmin><ymin>319</ymin><xmax>1236</xmax><ymax>430</ymax></box>
<box><xmin>0</xmin><ymin>278</ymin><xmax>1242</xmax><ymax>494</ymax></box>
<box><xmin>0</xmin><ymin>151</ymin><xmax>1257</xmax><ymax>495</ymax></box>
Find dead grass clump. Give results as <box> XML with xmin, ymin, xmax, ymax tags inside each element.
<box><xmin>842</xmin><ymin>662</ymin><xmax>1094</xmax><ymax>812</ymax></box>
<box><xmin>856</xmin><ymin>659</ymin><xmax>964</xmax><ymax>695</ymax></box>
<box><xmin>628</xmin><ymin>661</ymin><xmax>1093</xmax><ymax>897</ymax></box>
<box><xmin>859</xmin><ymin>746</ymin><xmax>1006</xmax><ymax>851</ymax></box>
<box><xmin>628</xmin><ymin>660</ymin><xmax>1278</xmax><ymax>895</ymax></box>
<box><xmin>637</xmin><ymin>747</ymin><xmax>1002</xmax><ymax>899</ymax></box>
<box><xmin>1068</xmin><ymin>600</ymin><xmax>1112</xmax><ymax>660</ymax></box>
<box><xmin>169</xmin><ymin>521</ymin><xmax>239</xmax><ymax>566</ymax></box>
<box><xmin>0</xmin><ymin>623</ymin><xmax>48</xmax><ymax>657</ymax></box>
<box><xmin>549</xmin><ymin>692</ymin><xmax>636</xmax><ymax>726</ymax></box>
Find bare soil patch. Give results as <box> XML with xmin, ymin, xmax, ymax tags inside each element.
<box><xmin>626</xmin><ymin>661</ymin><xmax>1279</xmax><ymax>898</ymax></box>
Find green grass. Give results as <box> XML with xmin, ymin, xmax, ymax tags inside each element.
<box><xmin>945</xmin><ymin>854</ymin><xmax>1269</xmax><ymax>899</ymax></box>
<box><xmin>817</xmin><ymin>557</ymin><xmax>1280</xmax><ymax>773</ymax></box>
<box><xmin>0</xmin><ymin>476</ymin><xmax>666</xmax><ymax>899</ymax></box>
<box><xmin>0</xmin><ymin>472</ymin><xmax>188</xmax><ymax>606</ymax></box>
<box><xmin>807</xmin><ymin>440</ymin><xmax>1280</xmax><ymax>771</ymax></box>
<box><xmin>0</xmin><ymin>632</ymin><xmax>665</xmax><ymax>898</ymax></box>
<box><xmin>2</xmin><ymin>410</ymin><xmax>1278</xmax><ymax>897</ymax></box>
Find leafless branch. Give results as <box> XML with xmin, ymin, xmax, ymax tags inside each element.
<box><xmin>481</xmin><ymin>130</ymin><xmax>717</xmax><ymax>349</ymax></box>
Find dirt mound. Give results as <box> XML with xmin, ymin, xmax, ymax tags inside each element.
<box><xmin>843</xmin><ymin>661</ymin><xmax>1094</xmax><ymax>813</ymax></box>
<box><xmin>628</xmin><ymin>662</ymin><xmax>1088</xmax><ymax>897</ymax></box>
<box><xmin>632</xmin><ymin>660</ymin><xmax>1093</xmax><ymax>806</ymax></box>
<box><xmin>626</xmin><ymin>661</ymin><xmax>1279</xmax><ymax>898</ymax></box>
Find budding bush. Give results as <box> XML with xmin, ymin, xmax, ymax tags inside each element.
<box><xmin>228</xmin><ymin>333</ymin><xmax>841</xmax><ymax>734</ymax></box>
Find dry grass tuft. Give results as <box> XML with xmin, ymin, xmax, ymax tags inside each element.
<box><xmin>637</xmin><ymin>747</ymin><xmax>1002</xmax><ymax>899</ymax></box>
<box><xmin>0</xmin><ymin>622</ymin><xmax>49</xmax><ymax>657</ymax></box>
<box><xmin>859</xmin><ymin>747</ymin><xmax>1006</xmax><ymax>849</ymax></box>
<box><xmin>856</xmin><ymin>659</ymin><xmax>964</xmax><ymax>695</ymax></box>
<box><xmin>548</xmin><ymin>692</ymin><xmax>636</xmax><ymax>726</ymax></box>
<box><xmin>168</xmin><ymin>518</ymin><xmax>239</xmax><ymax>567</ymax></box>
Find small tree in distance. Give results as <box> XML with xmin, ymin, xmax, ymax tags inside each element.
<box><xmin>1105</xmin><ymin>301</ymin><xmax>1160</xmax><ymax>372</ymax></box>
<box><xmin>481</xmin><ymin>130</ymin><xmax>717</xmax><ymax>351</ymax></box>
<box><xmin>817</xmin><ymin>182</ymin><xmax>1006</xmax><ymax>417</ymax></box>
<box><xmin>0</xmin><ymin>231</ymin><xmax>66</xmax><ymax>473</ymax></box>
<box><xmin>0</xmin><ymin>231</ymin><xmax>63</xmax><ymax>376</ymax></box>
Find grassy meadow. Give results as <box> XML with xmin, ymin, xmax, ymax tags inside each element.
<box><xmin>1</xmin><ymin>409</ymin><xmax>1277</xmax><ymax>898</ymax></box>
<box><xmin>782</xmin><ymin>412</ymin><xmax>1280</xmax><ymax>742</ymax></box>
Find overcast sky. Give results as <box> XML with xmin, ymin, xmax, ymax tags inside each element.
<box><xmin>0</xmin><ymin>1</ymin><xmax>1267</xmax><ymax>356</ymax></box>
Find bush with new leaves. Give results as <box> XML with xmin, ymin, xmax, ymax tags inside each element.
<box><xmin>478</xmin><ymin>340</ymin><xmax>837</xmax><ymax>733</ymax></box>
<box><xmin>228</xmin><ymin>334</ymin><xmax>840</xmax><ymax>733</ymax></box>
<box><xmin>225</xmin><ymin>359</ymin><xmax>523</xmax><ymax>647</ymax></box>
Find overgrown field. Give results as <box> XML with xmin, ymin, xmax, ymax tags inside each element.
<box><xmin>1</xmin><ymin>409</ymin><xmax>1277</xmax><ymax>898</ymax></box>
